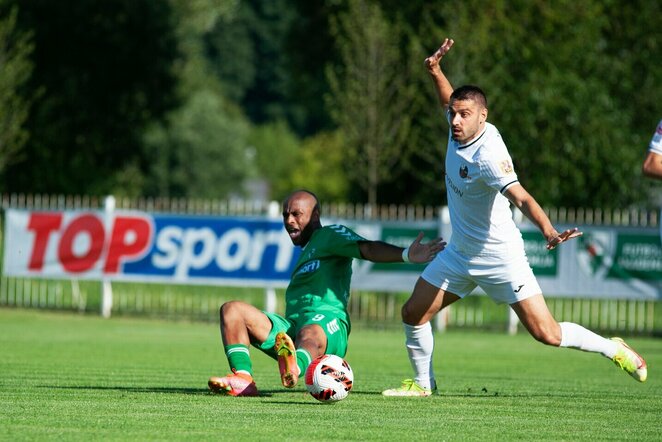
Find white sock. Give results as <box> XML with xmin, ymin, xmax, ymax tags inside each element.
<box><xmin>559</xmin><ymin>322</ymin><xmax>618</xmax><ymax>358</ymax></box>
<box><xmin>404</xmin><ymin>322</ymin><xmax>436</xmax><ymax>389</ymax></box>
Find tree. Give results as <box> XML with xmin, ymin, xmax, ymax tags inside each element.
<box><xmin>246</xmin><ymin>120</ymin><xmax>300</xmax><ymax>200</ymax></box>
<box><xmin>143</xmin><ymin>91</ymin><xmax>252</xmax><ymax>198</ymax></box>
<box><xmin>140</xmin><ymin>0</ymin><xmax>255</xmax><ymax>199</ymax></box>
<box><xmin>0</xmin><ymin>4</ymin><xmax>34</xmax><ymax>181</ymax></box>
<box><xmin>326</xmin><ymin>0</ymin><xmax>418</xmax><ymax>205</ymax></box>
<box><xmin>206</xmin><ymin>0</ymin><xmax>302</xmax><ymax>128</ymax></box>
<box><xmin>289</xmin><ymin>130</ymin><xmax>349</xmax><ymax>202</ymax></box>
<box><xmin>434</xmin><ymin>0</ymin><xmax>659</xmax><ymax>208</ymax></box>
<box><xmin>204</xmin><ymin>3</ymin><xmax>255</xmax><ymax>104</ymax></box>
<box><xmin>3</xmin><ymin>0</ymin><xmax>180</xmax><ymax>195</ymax></box>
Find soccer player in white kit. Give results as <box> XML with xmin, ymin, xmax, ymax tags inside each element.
<box><xmin>642</xmin><ymin>120</ymin><xmax>662</xmax><ymax>241</ymax></box>
<box><xmin>642</xmin><ymin>119</ymin><xmax>662</xmax><ymax>180</ymax></box>
<box><xmin>382</xmin><ymin>38</ymin><xmax>648</xmax><ymax>396</ymax></box>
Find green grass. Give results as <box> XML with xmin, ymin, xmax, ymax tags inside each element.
<box><xmin>1</xmin><ymin>308</ymin><xmax>661</xmax><ymax>441</ymax></box>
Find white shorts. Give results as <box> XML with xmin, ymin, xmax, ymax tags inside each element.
<box><xmin>421</xmin><ymin>244</ymin><xmax>541</xmax><ymax>304</ymax></box>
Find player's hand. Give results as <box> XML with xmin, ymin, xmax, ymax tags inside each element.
<box><xmin>407</xmin><ymin>232</ymin><xmax>446</xmax><ymax>263</ymax></box>
<box><xmin>424</xmin><ymin>38</ymin><xmax>454</xmax><ymax>74</ymax></box>
<box><xmin>546</xmin><ymin>227</ymin><xmax>582</xmax><ymax>250</ymax></box>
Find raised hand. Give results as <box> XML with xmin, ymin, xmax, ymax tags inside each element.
<box><xmin>407</xmin><ymin>232</ymin><xmax>446</xmax><ymax>263</ymax></box>
<box><xmin>546</xmin><ymin>227</ymin><xmax>583</xmax><ymax>250</ymax></box>
<box><xmin>424</xmin><ymin>38</ymin><xmax>454</xmax><ymax>74</ymax></box>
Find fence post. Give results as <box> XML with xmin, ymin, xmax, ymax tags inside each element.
<box><xmin>439</xmin><ymin>206</ymin><xmax>452</xmax><ymax>245</ymax></box>
<box><xmin>434</xmin><ymin>206</ymin><xmax>452</xmax><ymax>332</ymax></box>
<box><xmin>264</xmin><ymin>200</ymin><xmax>280</xmax><ymax>313</ymax></box>
<box><xmin>435</xmin><ymin>307</ymin><xmax>450</xmax><ymax>332</ymax></box>
<box><xmin>101</xmin><ymin>195</ymin><xmax>115</xmax><ymax>318</ymax></box>
<box><xmin>508</xmin><ymin>308</ymin><xmax>519</xmax><ymax>335</ymax></box>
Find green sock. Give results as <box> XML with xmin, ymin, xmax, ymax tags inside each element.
<box><xmin>225</xmin><ymin>344</ymin><xmax>252</xmax><ymax>376</ymax></box>
<box><xmin>296</xmin><ymin>348</ymin><xmax>312</xmax><ymax>376</ymax></box>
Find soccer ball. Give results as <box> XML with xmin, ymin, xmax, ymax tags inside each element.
<box><xmin>304</xmin><ymin>354</ymin><xmax>353</xmax><ymax>403</ymax></box>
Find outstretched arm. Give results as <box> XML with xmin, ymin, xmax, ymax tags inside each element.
<box><xmin>358</xmin><ymin>232</ymin><xmax>446</xmax><ymax>263</ymax></box>
<box><xmin>504</xmin><ymin>183</ymin><xmax>582</xmax><ymax>250</ymax></box>
<box><xmin>425</xmin><ymin>38</ymin><xmax>455</xmax><ymax>109</ymax></box>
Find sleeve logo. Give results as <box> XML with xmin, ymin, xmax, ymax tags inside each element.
<box><xmin>329</xmin><ymin>225</ymin><xmax>362</xmax><ymax>240</ymax></box>
<box><xmin>499</xmin><ymin>160</ymin><xmax>514</xmax><ymax>175</ymax></box>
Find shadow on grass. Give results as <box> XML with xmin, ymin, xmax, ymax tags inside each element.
<box><xmin>41</xmin><ymin>385</ymin><xmax>377</xmax><ymax>401</ymax></box>
<box><xmin>350</xmin><ymin>389</ymin><xmax>585</xmax><ymax>399</ymax></box>
<box><xmin>38</xmin><ymin>385</ymin><xmax>279</xmax><ymax>397</ymax></box>
<box><xmin>40</xmin><ymin>385</ymin><xmax>574</xmax><ymax>400</ymax></box>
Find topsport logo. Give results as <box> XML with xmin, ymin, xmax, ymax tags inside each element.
<box><xmin>4</xmin><ymin>210</ymin><xmax>299</xmax><ymax>284</ymax></box>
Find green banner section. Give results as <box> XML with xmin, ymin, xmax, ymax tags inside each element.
<box><xmin>522</xmin><ymin>231</ymin><xmax>558</xmax><ymax>276</ymax></box>
<box><xmin>608</xmin><ymin>233</ymin><xmax>662</xmax><ymax>280</ymax></box>
<box><xmin>371</xmin><ymin>227</ymin><xmax>438</xmax><ymax>272</ymax></box>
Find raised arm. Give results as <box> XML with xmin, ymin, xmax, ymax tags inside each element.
<box><xmin>424</xmin><ymin>38</ymin><xmax>455</xmax><ymax>109</ymax></box>
<box><xmin>504</xmin><ymin>183</ymin><xmax>582</xmax><ymax>250</ymax></box>
<box><xmin>358</xmin><ymin>232</ymin><xmax>445</xmax><ymax>264</ymax></box>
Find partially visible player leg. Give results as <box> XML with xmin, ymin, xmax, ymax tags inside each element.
<box><xmin>295</xmin><ymin>323</ymin><xmax>327</xmax><ymax>375</ymax></box>
<box><xmin>208</xmin><ymin>301</ymin><xmax>273</xmax><ymax>396</ymax></box>
<box><xmin>511</xmin><ymin>295</ymin><xmax>647</xmax><ymax>382</ymax></box>
<box><xmin>279</xmin><ymin>315</ymin><xmax>349</xmax><ymax>388</ymax></box>
<box><xmin>276</xmin><ymin>323</ymin><xmax>327</xmax><ymax>388</ymax></box>
<box><xmin>275</xmin><ymin>331</ymin><xmax>300</xmax><ymax>388</ymax></box>
<box><xmin>383</xmin><ymin>277</ymin><xmax>460</xmax><ymax>397</ymax></box>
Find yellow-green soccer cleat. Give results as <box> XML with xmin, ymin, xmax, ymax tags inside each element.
<box><xmin>611</xmin><ymin>337</ymin><xmax>647</xmax><ymax>382</ymax></box>
<box><xmin>275</xmin><ymin>332</ymin><xmax>300</xmax><ymax>388</ymax></box>
<box><xmin>382</xmin><ymin>379</ymin><xmax>436</xmax><ymax>397</ymax></box>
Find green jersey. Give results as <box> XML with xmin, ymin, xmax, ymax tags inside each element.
<box><xmin>285</xmin><ymin>225</ymin><xmax>366</xmax><ymax>327</ymax></box>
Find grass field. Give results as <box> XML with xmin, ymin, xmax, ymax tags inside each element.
<box><xmin>1</xmin><ymin>308</ymin><xmax>661</xmax><ymax>441</ymax></box>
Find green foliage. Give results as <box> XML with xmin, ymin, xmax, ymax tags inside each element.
<box><xmin>2</xmin><ymin>0</ymin><xmax>180</xmax><ymax>195</ymax></box>
<box><xmin>2</xmin><ymin>309</ymin><xmax>661</xmax><ymax>440</ymax></box>
<box><xmin>169</xmin><ymin>0</ymin><xmax>235</xmax><ymax>94</ymax></box>
<box><xmin>436</xmin><ymin>0</ymin><xmax>661</xmax><ymax>208</ymax></box>
<box><xmin>326</xmin><ymin>0</ymin><xmax>418</xmax><ymax>205</ymax></box>
<box><xmin>135</xmin><ymin>0</ymin><xmax>256</xmax><ymax>199</ymax></box>
<box><xmin>211</xmin><ymin>0</ymin><xmax>301</xmax><ymax>127</ymax></box>
<box><xmin>0</xmin><ymin>0</ymin><xmax>659</xmax><ymax>207</ymax></box>
<box><xmin>247</xmin><ymin>120</ymin><xmax>300</xmax><ymax>200</ymax></box>
<box><xmin>205</xmin><ymin>1</ymin><xmax>256</xmax><ymax>103</ymax></box>
<box><xmin>291</xmin><ymin>130</ymin><xmax>350</xmax><ymax>201</ymax></box>
<box><xmin>376</xmin><ymin>15</ymin><xmax>450</xmax><ymax>205</ymax></box>
<box><xmin>142</xmin><ymin>91</ymin><xmax>252</xmax><ymax>198</ymax></box>
<box><xmin>0</xmin><ymin>4</ymin><xmax>34</xmax><ymax>180</ymax></box>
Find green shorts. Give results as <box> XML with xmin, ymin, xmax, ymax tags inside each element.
<box><xmin>255</xmin><ymin>310</ymin><xmax>349</xmax><ymax>360</ymax></box>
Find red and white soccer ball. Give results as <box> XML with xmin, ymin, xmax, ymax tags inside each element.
<box><xmin>305</xmin><ymin>354</ymin><xmax>354</xmax><ymax>403</ymax></box>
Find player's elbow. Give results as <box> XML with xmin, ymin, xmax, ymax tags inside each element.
<box><xmin>642</xmin><ymin>154</ymin><xmax>662</xmax><ymax>179</ymax></box>
<box><xmin>642</xmin><ymin>163</ymin><xmax>661</xmax><ymax>179</ymax></box>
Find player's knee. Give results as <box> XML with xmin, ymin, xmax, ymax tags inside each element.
<box><xmin>401</xmin><ymin>301</ymin><xmax>424</xmax><ymax>325</ymax></box>
<box><xmin>530</xmin><ymin>324</ymin><xmax>561</xmax><ymax>346</ymax></box>
<box><xmin>298</xmin><ymin>325</ymin><xmax>326</xmax><ymax>354</ymax></box>
<box><xmin>220</xmin><ymin>301</ymin><xmax>241</xmax><ymax>321</ymax></box>
<box><xmin>401</xmin><ymin>302</ymin><xmax>412</xmax><ymax>324</ymax></box>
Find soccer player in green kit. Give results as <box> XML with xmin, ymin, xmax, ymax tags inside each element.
<box><xmin>208</xmin><ymin>190</ymin><xmax>445</xmax><ymax>396</ymax></box>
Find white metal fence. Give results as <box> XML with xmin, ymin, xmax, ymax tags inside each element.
<box><xmin>3</xmin><ymin>193</ymin><xmax>658</xmax><ymax>225</ymax></box>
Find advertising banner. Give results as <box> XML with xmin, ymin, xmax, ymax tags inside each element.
<box><xmin>347</xmin><ymin>223</ymin><xmax>438</xmax><ymax>292</ymax></box>
<box><xmin>519</xmin><ymin>224</ymin><xmax>662</xmax><ymax>300</ymax></box>
<box><xmin>3</xmin><ymin>209</ymin><xmax>300</xmax><ymax>287</ymax></box>
<box><xmin>4</xmin><ymin>209</ymin><xmax>661</xmax><ymax>299</ymax></box>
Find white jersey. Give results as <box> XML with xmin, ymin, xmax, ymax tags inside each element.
<box><xmin>444</xmin><ymin>112</ymin><xmax>522</xmax><ymax>256</ymax></box>
<box><xmin>649</xmin><ymin>120</ymin><xmax>662</xmax><ymax>155</ymax></box>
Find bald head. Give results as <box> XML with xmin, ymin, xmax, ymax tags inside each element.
<box><xmin>282</xmin><ymin>190</ymin><xmax>321</xmax><ymax>246</ymax></box>
<box><xmin>284</xmin><ymin>190</ymin><xmax>320</xmax><ymax>213</ymax></box>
